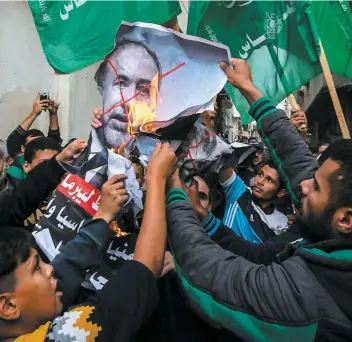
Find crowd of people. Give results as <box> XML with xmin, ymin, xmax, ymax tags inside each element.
<box><xmin>0</xmin><ymin>59</ymin><xmax>351</xmax><ymax>342</ymax></box>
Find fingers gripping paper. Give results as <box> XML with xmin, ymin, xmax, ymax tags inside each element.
<box><xmin>33</xmin><ymin>148</ymin><xmax>143</xmax><ymax>290</ymax></box>
<box><xmin>90</xmin><ymin>21</ymin><xmax>232</xmax><ymax>178</ymax></box>
<box><xmin>34</xmin><ymin>22</ymin><xmax>232</xmax><ymax>291</ymax></box>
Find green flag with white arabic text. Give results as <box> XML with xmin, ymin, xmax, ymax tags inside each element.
<box><xmin>188</xmin><ymin>0</ymin><xmax>323</xmax><ymax>124</ymax></box>
<box><xmin>29</xmin><ymin>0</ymin><xmax>181</xmax><ymax>73</ymax></box>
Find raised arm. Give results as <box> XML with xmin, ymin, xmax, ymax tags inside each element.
<box><xmin>6</xmin><ymin>93</ymin><xmax>49</xmax><ymax>158</ymax></box>
<box><xmin>219</xmin><ymin>167</ymin><xmax>234</xmax><ymax>184</ymax></box>
<box><xmin>133</xmin><ymin>143</ymin><xmax>176</xmax><ymax>276</ymax></box>
<box><xmin>0</xmin><ymin>139</ymin><xmax>87</xmax><ymax>226</ymax></box>
<box><xmin>52</xmin><ymin>174</ymin><xmax>128</xmax><ymax>309</ymax></box>
<box><xmin>220</xmin><ymin>59</ymin><xmax>318</xmax><ymax>204</ymax></box>
<box><xmin>166</xmin><ymin>196</ymin><xmax>319</xmax><ymax>341</ymax></box>
<box><xmin>47</xmin><ymin>144</ymin><xmax>176</xmax><ymax>341</ymax></box>
<box><xmin>183</xmin><ymin>179</ymin><xmax>301</xmax><ymax>265</ymax></box>
<box><xmin>47</xmin><ymin>99</ymin><xmax>62</xmax><ymax>145</ymax></box>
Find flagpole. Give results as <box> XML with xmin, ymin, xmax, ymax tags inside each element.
<box><xmin>288</xmin><ymin>94</ymin><xmax>299</xmax><ymax>111</ymax></box>
<box><xmin>318</xmin><ymin>41</ymin><xmax>350</xmax><ymax>139</ymax></box>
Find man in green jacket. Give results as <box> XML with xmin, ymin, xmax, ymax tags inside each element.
<box><xmin>166</xmin><ymin>59</ymin><xmax>352</xmax><ymax>341</ymax></box>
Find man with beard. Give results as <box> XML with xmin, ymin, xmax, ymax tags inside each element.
<box><xmin>165</xmin><ymin>59</ymin><xmax>352</xmax><ymax>341</ymax></box>
<box><xmin>93</xmin><ymin>40</ymin><xmax>161</xmax><ymax>150</ymax></box>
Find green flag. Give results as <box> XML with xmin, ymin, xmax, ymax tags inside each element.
<box><xmin>29</xmin><ymin>0</ymin><xmax>181</xmax><ymax>73</ymax></box>
<box><xmin>188</xmin><ymin>1</ymin><xmax>323</xmax><ymax>124</ymax></box>
<box><xmin>312</xmin><ymin>1</ymin><xmax>352</xmax><ymax>79</ymax></box>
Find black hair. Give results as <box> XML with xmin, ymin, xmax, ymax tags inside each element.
<box><xmin>193</xmin><ymin>172</ymin><xmax>224</xmax><ymax>210</ymax></box>
<box><xmin>24</xmin><ymin>129</ymin><xmax>44</xmax><ymax>141</ymax></box>
<box><xmin>194</xmin><ymin>173</ymin><xmax>212</xmax><ymax>191</ymax></box>
<box><xmin>249</xmin><ymin>137</ymin><xmax>258</xmax><ymax>143</ymax></box>
<box><xmin>260</xmin><ymin>158</ymin><xmax>285</xmax><ymax>190</ymax></box>
<box><xmin>0</xmin><ymin>228</ymin><xmax>34</xmax><ymax>293</ymax></box>
<box><xmin>325</xmin><ymin>140</ymin><xmax>352</xmax><ymax>210</ymax></box>
<box><xmin>195</xmin><ymin>172</ymin><xmax>226</xmax><ymax>217</ymax></box>
<box><xmin>95</xmin><ymin>39</ymin><xmax>162</xmax><ymax>89</ymax></box>
<box><xmin>24</xmin><ymin>137</ymin><xmax>61</xmax><ymax>164</ymax></box>
<box><xmin>251</xmin><ymin>142</ymin><xmax>264</xmax><ymax>152</ymax></box>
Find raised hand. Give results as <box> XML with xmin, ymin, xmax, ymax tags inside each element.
<box><xmin>200</xmin><ymin>110</ymin><xmax>216</xmax><ymax>122</ymax></box>
<box><xmin>220</xmin><ymin>58</ymin><xmax>263</xmax><ymax>105</ymax></box>
<box><xmin>167</xmin><ymin>168</ymin><xmax>183</xmax><ymax>190</ymax></box>
<box><xmin>159</xmin><ymin>251</ymin><xmax>176</xmax><ymax>278</ymax></box>
<box><xmin>147</xmin><ymin>143</ymin><xmax>176</xmax><ymax>181</ymax></box>
<box><xmin>48</xmin><ymin>99</ymin><xmax>60</xmax><ymax>115</ymax></box>
<box><xmin>56</xmin><ymin>139</ymin><xmax>88</xmax><ymax>163</ymax></box>
<box><xmin>220</xmin><ymin>58</ymin><xmax>254</xmax><ymax>90</ymax></box>
<box><xmin>93</xmin><ymin>174</ymin><xmax>129</xmax><ymax>223</ymax></box>
<box><xmin>290</xmin><ymin>110</ymin><xmax>308</xmax><ymax>133</ymax></box>
<box><xmin>32</xmin><ymin>93</ymin><xmax>49</xmax><ymax>116</ymax></box>
<box><xmin>91</xmin><ymin>107</ymin><xmax>103</xmax><ymax>129</ymax></box>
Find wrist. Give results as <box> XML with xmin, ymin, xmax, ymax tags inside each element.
<box><xmin>30</xmin><ymin>110</ymin><xmax>40</xmax><ymax>117</ymax></box>
<box><xmin>93</xmin><ymin>211</ymin><xmax>113</xmax><ymax>224</ymax></box>
<box><xmin>237</xmin><ymin>81</ymin><xmax>256</xmax><ymax>93</ymax></box>
<box><xmin>239</xmin><ymin>84</ymin><xmax>263</xmax><ymax>105</ymax></box>
<box><xmin>167</xmin><ymin>179</ymin><xmax>183</xmax><ymax>190</ymax></box>
<box><xmin>55</xmin><ymin>153</ymin><xmax>71</xmax><ymax>163</ymax></box>
<box><xmin>148</xmin><ymin>174</ymin><xmax>167</xmax><ymax>185</ymax></box>
<box><xmin>197</xmin><ymin>207</ymin><xmax>208</xmax><ymax>221</ymax></box>
<box><xmin>55</xmin><ymin>153</ymin><xmax>65</xmax><ymax>161</ymax></box>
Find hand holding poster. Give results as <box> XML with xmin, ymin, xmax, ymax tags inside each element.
<box><xmin>89</xmin><ymin>22</ymin><xmax>232</xmax><ymax>179</ymax></box>
<box><xmin>34</xmin><ymin>21</ymin><xmax>233</xmax><ymax>291</ymax></box>
<box><xmin>34</xmin><ymin>147</ymin><xmax>142</xmax><ymax>256</ymax></box>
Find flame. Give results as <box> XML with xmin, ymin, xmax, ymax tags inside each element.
<box><xmin>109</xmin><ymin>221</ymin><xmax>130</xmax><ymax>237</ymax></box>
<box><xmin>128</xmin><ymin>73</ymin><xmax>159</xmax><ymax>135</ymax></box>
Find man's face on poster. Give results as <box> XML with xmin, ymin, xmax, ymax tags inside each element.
<box><xmin>96</xmin><ymin>42</ymin><xmax>159</xmax><ymax>149</ymax></box>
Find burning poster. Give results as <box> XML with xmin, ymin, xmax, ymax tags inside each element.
<box><xmin>33</xmin><ymin>148</ymin><xmax>143</xmax><ymax>291</ymax></box>
<box><xmin>34</xmin><ymin>22</ymin><xmax>233</xmax><ymax>291</ymax></box>
<box><xmin>88</xmin><ymin>21</ymin><xmax>232</xmax><ymax>179</ymax></box>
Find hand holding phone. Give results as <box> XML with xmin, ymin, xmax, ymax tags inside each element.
<box><xmin>32</xmin><ymin>92</ymin><xmax>50</xmax><ymax>115</ymax></box>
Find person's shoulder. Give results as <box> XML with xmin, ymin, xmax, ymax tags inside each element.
<box><xmin>109</xmin><ymin>261</ymin><xmax>158</xmax><ymax>308</ymax></box>
<box><xmin>14</xmin><ymin>322</ymin><xmax>51</xmax><ymax>341</ymax></box>
<box><xmin>119</xmin><ymin>260</ymin><xmax>155</xmax><ymax>283</ymax></box>
<box><xmin>45</xmin><ymin>305</ymin><xmax>103</xmax><ymax>341</ymax></box>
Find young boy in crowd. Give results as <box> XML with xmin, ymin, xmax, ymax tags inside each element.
<box><xmin>0</xmin><ymin>139</ymin><xmax>87</xmax><ymax>227</ymax></box>
<box><xmin>219</xmin><ymin>158</ymin><xmax>288</xmax><ymax>243</ymax></box>
<box><xmin>20</xmin><ymin>137</ymin><xmax>62</xmax><ymax>230</ymax></box>
<box><xmin>0</xmin><ymin>142</ymin><xmax>176</xmax><ymax>342</ymax></box>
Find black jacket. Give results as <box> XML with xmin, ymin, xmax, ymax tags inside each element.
<box><xmin>6</xmin><ymin>125</ymin><xmax>62</xmax><ymax>159</ymax></box>
<box><xmin>0</xmin><ymin>158</ymin><xmax>65</xmax><ymax>226</ymax></box>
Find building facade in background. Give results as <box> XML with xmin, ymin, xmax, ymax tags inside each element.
<box><xmin>0</xmin><ymin>1</ymin><xmax>189</xmax><ymax>144</ymax></box>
